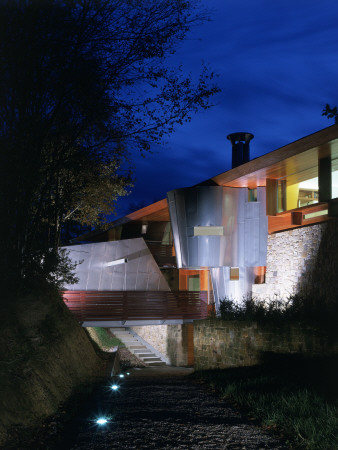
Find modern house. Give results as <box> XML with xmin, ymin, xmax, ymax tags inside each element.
<box><xmin>63</xmin><ymin>124</ymin><xmax>338</xmax><ymax>365</ymax></box>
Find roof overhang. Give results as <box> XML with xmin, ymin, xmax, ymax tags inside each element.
<box><xmin>212</xmin><ymin>124</ymin><xmax>338</xmax><ymax>188</ymax></box>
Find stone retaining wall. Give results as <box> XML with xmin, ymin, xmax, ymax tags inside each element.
<box><xmin>131</xmin><ymin>325</ymin><xmax>169</xmax><ymax>357</ymax></box>
<box><xmin>252</xmin><ymin>220</ymin><xmax>338</xmax><ymax>302</ymax></box>
<box><xmin>194</xmin><ymin>319</ymin><xmax>338</xmax><ymax>370</ymax></box>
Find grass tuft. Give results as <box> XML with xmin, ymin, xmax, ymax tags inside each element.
<box><xmin>86</xmin><ymin>327</ymin><xmax>125</xmax><ymax>349</ymax></box>
<box><xmin>193</xmin><ymin>355</ymin><xmax>338</xmax><ymax>449</ymax></box>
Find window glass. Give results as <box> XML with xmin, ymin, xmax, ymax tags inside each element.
<box><xmin>277</xmin><ymin>167</ymin><xmax>318</xmax><ymax>212</ymax></box>
<box><xmin>332</xmin><ymin>158</ymin><xmax>338</xmax><ymax>199</ymax></box>
<box><xmin>194</xmin><ymin>226</ymin><xmax>224</xmax><ymax>236</ymax></box>
<box><xmin>298</xmin><ymin>176</ymin><xmax>319</xmax><ymax>207</ymax></box>
<box><xmin>230</xmin><ymin>267</ymin><xmax>239</xmax><ymax>281</ymax></box>
<box><xmin>248</xmin><ymin>188</ymin><xmax>257</xmax><ymax>202</ymax></box>
<box><xmin>188</xmin><ymin>275</ymin><xmax>200</xmax><ymax>291</ymax></box>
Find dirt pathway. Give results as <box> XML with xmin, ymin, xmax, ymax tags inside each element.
<box><xmin>64</xmin><ymin>367</ymin><xmax>288</xmax><ymax>450</ymax></box>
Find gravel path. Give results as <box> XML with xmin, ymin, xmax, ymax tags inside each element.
<box><xmin>67</xmin><ymin>369</ymin><xmax>288</xmax><ymax>450</ymax></box>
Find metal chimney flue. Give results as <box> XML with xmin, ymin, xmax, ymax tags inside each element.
<box><xmin>227</xmin><ymin>132</ymin><xmax>254</xmax><ymax>168</ymax></box>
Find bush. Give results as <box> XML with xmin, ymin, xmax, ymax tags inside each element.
<box><xmin>213</xmin><ymin>294</ymin><xmax>337</xmax><ymax>330</ymax></box>
<box><xmin>215</xmin><ymin>295</ymin><xmax>287</xmax><ymax>323</ymax></box>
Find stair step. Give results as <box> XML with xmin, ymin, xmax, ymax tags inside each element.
<box><xmin>140</xmin><ymin>357</ymin><xmax>161</xmax><ymax>361</ymax></box>
<box><xmin>113</xmin><ymin>332</ymin><xmax>134</xmax><ymax>336</ymax></box>
<box><xmin>110</xmin><ymin>327</ymin><xmax>167</xmax><ymax>367</ymax></box>
<box><xmin>115</xmin><ymin>336</ymin><xmax>138</xmax><ymax>341</ymax></box>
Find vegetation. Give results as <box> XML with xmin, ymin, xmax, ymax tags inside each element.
<box><xmin>210</xmin><ymin>295</ymin><xmax>338</xmax><ymax>331</ymax></box>
<box><xmin>322</xmin><ymin>104</ymin><xmax>338</xmax><ymax>123</ymax></box>
<box><xmin>0</xmin><ymin>0</ymin><xmax>219</xmax><ymax>293</ymax></box>
<box><xmin>86</xmin><ymin>327</ymin><xmax>125</xmax><ymax>350</ymax></box>
<box><xmin>193</xmin><ymin>354</ymin><xmax>338</xmax><ymax>450</ymax></box>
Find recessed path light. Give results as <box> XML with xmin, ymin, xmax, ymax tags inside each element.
<box><xmin>111</xmin><ymin>384</ymin><xmax>119</xmax><ymax>391</ymax></box>
<box><xmin>96</xmin><ymin>417</ymin><xmax>108</xmax><ymax>425</ymax></box>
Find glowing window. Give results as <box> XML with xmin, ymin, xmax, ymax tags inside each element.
<box><xmin>188</xmin><ymin>275</ymin><xmax>200</xmax><ymax>291</ymax></box>
<box><xmin>276</xmin><ymin>167</ymin><xmax>319</xmax><ymax>212</ymax></box>
<box><xmin>303</xmin><ymin>209</ymin><xmax>328</xmax><ymax>220</ymax></box>
<box><xmin>248</xmin><ymin>188</ymin><xmax>257</xmax><ymax>202</ymax></box>
<box><xmin>194</xmin><ymin>226</ymin><xmax>224</xmax><ymax>236</ymax></box>
<box><xmin>332</xmin><ymin>158</ymin><xmax>338</xmax><ymax>199</ymax></box>
<box><xmin>230</xmin><ymin>267</ymin><xmax>239</xmax><ymax>280</ymax></box>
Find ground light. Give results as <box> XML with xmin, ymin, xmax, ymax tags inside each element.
<box><xmin>96</xmin><ymin>418</ymin><xmax>108</xmax><ymax>426</ymax></box>
<box><xmin>119</xmin><ymin>374</ymin><xmax>125</xmax><ymax>378</ymax></box>
<box><xmin>110</xmin><ymin>384</ymin><xmax>119</xmax><ymax>391</ymax></box>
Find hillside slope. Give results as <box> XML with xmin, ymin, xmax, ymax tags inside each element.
<box><xmin>0</xmin><ymin>288</ymin><xmax>107</xmax><ymax>446</ymax></box>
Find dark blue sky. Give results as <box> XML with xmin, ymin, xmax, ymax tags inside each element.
<box><xmin>115</xmin><ymin>0</ymin><xmax>338</xmax><ymax>218</ymax></box>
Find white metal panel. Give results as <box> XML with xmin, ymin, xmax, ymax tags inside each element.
<box><xmin>62</xmin><ymin>239</ymin><xmax>170</xmax><ymax>292</ymax></box>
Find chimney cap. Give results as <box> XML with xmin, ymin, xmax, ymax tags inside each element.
<box><xmin>227</xmin><ymin>132</ymin><xmax>254</xmax><ymax>144</ymax></box>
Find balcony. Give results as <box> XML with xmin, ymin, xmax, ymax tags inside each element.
<box><xmin>63</xmin><ymin>290</ymin><xmax>208</xmax><ymax>326</ymax></box>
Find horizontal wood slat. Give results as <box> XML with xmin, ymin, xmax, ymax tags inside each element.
<box><xmin>63</xmin><ymin>290</ymin><xmax>208</xmax><ymax>322</ymax></box>
<box><xmin>268</xmin><ymin>202</ymin><xmax>331</xmax><ymax>233</ymax></box>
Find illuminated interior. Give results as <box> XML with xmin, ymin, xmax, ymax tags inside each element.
<box><xmin>276</xmin><ymin>159</ymin><xmax>338</xmax><ymax>213</ymax></box>
<box><xmin>332</xmin><ymin>159</ymin><xmax>338</xmax><ymax>199</ymax></box>
<box><xmin>277</xmin><ymin>166</ymin><xmax>319</xmax><ymax>212</ymax></box>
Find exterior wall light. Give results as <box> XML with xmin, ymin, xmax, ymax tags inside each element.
<box><xmin>141</xmin><ymin>224</ymin><xmax>148</xmax><ymax>234</ymax></box>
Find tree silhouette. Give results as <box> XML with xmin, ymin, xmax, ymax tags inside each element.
<box><xmin>322</xmin><ymin>104</ymin><xmax>338</xmax><ymax>123</ymax></box>
<box><xmin>0</xmin><ymin>0</ymin><xmax>219</xmax><ymax>291</ymax></box>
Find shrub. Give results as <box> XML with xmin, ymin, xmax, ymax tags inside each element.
<box><xmin>215</xmin><ymin>294</ymin><xmax>337</xmax><ymax>328</ymax></box>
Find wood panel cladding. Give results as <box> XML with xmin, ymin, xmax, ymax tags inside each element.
<box><xmin>179</xmin><ymin>269</ymin><xmax>210</xmax><ymax>291</ymax></box>
<box><xmin>266</xmin><ymin>178</ymin><xmax>278</xmax><ymax>216</ymax></box>
<box><xmin>63</xmin><ymin>290</ymin><xmax>208</xmax><ymax>321</ymax></box>
<box><xmin>212</xmin><ymin>125</ymin><xmax>338</xmax><ymax>188</ymax></box>
<box><xmin>268</xmin><ymin>202</ymin><xmax>331</xmax><ymax>234</ymax></box>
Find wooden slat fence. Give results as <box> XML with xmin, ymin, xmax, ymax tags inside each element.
<box><xmin>63</xmin><ymin>290</ymin><xmax>209</xmax><ymax>322</ymax></box>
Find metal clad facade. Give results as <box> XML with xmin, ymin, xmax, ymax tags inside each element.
<box><xmin>62</xmin><ymin>239</ymin><xmax>170</xmax><ymax>292</ymax></box>
<box><xmin>168</xmin><ymin>186</ymin><xmax>268</xmax><ymax>302</ymax></box>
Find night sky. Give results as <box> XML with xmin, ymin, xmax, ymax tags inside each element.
<box><xmin>115</xmin><ymin>0</ymin><xmax>338</xmax><ymax>218</ymax></box>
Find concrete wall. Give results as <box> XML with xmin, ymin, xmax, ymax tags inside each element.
<box><xmin>130</xmin><ymin>324</ymin><xmax>191</xmax><ymax>366</ymax></box>
<box><xmin>194</xmin><ymin>319</ymin><xmax>338</xmax><ymax>370</ymax></box>
<box><xmin>252</xmin><ymin>220</ymin><xmax>338</xmax><ymax>303</ymax></box>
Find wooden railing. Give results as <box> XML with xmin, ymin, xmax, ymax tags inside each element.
<box><xmin>63</xmin><ymin>290</ymin><xmax>209</xmax><ymax>322</ymax></box>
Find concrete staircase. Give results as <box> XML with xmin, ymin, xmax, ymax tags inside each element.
<box><xmin>110</xmin><ymin>327</ymin><xmax>168</xmax><ymax>367</ymax></box>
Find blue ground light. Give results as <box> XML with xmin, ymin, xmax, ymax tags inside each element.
<box><xmin>96</xmin><ymin>418</ymin><xmax>108</xmax><ymax>426</ymax></box>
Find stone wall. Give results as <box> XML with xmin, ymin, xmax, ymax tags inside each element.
<box><xmin>194</xmin><ymin>319</ymin><xmax>338</xmax><ymax>370</ymax></box>
<box><xmin>252</xmin><ymin>220</ymin><xmax>338</xmax><ymax>303</ymax></box>
<box><xmin>130</xmin><ymin>324</ymin><xmax>191</xmax><ymax>366</ymax></box>
<box><xmin>130</xmin><ymin>325</ymin><xmax>169</xmax><ymax>358</ymax></box>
